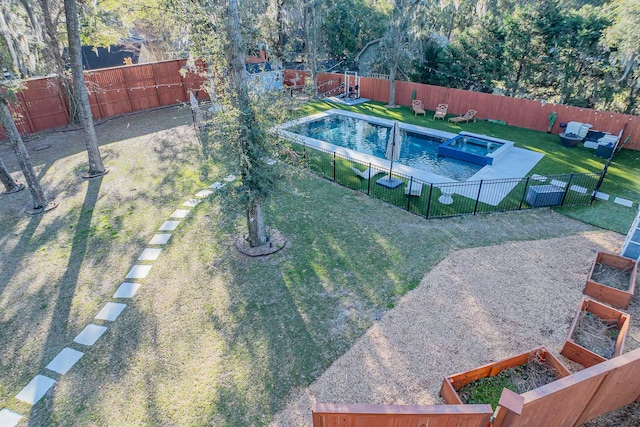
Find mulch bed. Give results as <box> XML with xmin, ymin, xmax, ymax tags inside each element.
<box><xmin>573</xmin><ymin>311</ymin><xmax>619</xmax><ymax>359</ymax></box>
<box><xmin>591</xmin><ymin>262</ymin><xmax>632</xmax><ymax>291</ymax></box>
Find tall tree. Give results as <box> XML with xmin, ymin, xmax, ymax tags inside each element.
<box><xmin>603</xmin><ymin>0</ymin><xmax>640</xmax><ymax>114</ymax></box>
<box><xmin>222</xmin><ymin>0</ymin><xmax>273</xmax><ymax>247</ymax></box>
<box><xmin>381</xmin><ymin>0</ymin><xmax>421</xmax><ymax>107</ymax></box>
<box><xmin>63</xmin><ymin>0</ymin><xmax>107</xmax><ymax>177</ymax></box>
<box><xmin>303</xmin><ymin>0</ymin><xmax>317</xmax><ymax>96</ymax></box>
<box><xmin>0</xmin><ymin>95</ymin><xmax>52</xmax><ymax>211</ymax></box>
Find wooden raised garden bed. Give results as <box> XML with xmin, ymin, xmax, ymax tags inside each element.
<box><xmin>440</xmin><ymin>347</ymin><xmax>570</xmax><ymax>409</ymax></box>
<box><xmin>561</xmin><ymin>298</ymin><xmax>630</xmax><ymax>368</ymax></box>
<box><xmin>584</xmin><ymin>251</ymin><xmax>637</xmax><ymax>309</ymax></box>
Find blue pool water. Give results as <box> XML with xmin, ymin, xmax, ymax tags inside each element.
<box><xmin>287</xmin><ymin>114</ymin><xmax>482</xmax><ymax>181</ymax></box>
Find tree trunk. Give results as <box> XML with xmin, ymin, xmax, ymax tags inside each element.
<box><xmin>0</xmin><ymin>100</ymin><xmax>48</xmax><ymax>208</ymax></box>
<box><xmin>304</xmin><ymin>0</ymin><xmax>317</xmax><ymax>97</ymax></box>
<box><xmin>64</xmin><ymin>0</ymin><xmax>106</xmax><ymax>176</ymax></box>
<box><xmin>388</xmin><ymin>64</ymin><xmax>398</xmax><ymax>106</ymax></box>
<box><xmin>246</xmin><ymin>200</ymin><xmax>268</xmax><ymax>247</ymax></box>
<box><xmin>39</xmin><ymin>0</ymin><xmax>78</xmax><ymax>121</ymax></box>
<box><xmin>0</xmin><ymin>8</ymin><xmax>29</xmax><ymax>77</ymax></box>
<box><xmin>0</xmin><ymin>155</ymin><xmax>21</xmax><ymax>192</ymax></box>
<box><xmin>274</xmin><ymin>0</ymin><xmax>285</xmax><ymax>59</ymax></box>
<box><xmin>624</xmin><ymin>84</ymin><xmax>638</xmax><ymax>115</ymax></box>
<box><xmin>224</xmin><ymin>0</ymin><xmax>269</xmax><ymax>247</ymax></box>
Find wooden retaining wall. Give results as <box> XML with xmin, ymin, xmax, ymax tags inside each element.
<box><xmin>312</xmin><ymin>347</ymin><xmax>640</xmax><ymax>426</ymax></box>
<box><xmin>312</xmin><ymin>403</ymin><xmax>493</xmax><ymax>427</ymax></box>
<box><xmin>493</xmin><ymin>347</ymin><xmax>640</xmax><ymax>426</ymax></box>
<box><xmin>316</xmin><ymin>73</ymin><xmax>640</xmax><ymax>151</ymax></box>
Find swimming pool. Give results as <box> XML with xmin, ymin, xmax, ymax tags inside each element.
<box><xmin>438</xmin><ymin>133</ymin><xmax>514</xmax><ymax>166</ymax></box>
<box><xmin>284</xmin><ymin>113</ymin><xmax>483</xmax><ymax>181</ymax></box>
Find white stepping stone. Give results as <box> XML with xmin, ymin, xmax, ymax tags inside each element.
<box><xmin>170</xmin><ymin>209</ymin><xmax>190</xmax><ymax>218</ymax></box>
<box><xmin>531</xmin><ymin>174</ymin><xmax>547</xmax><ymax>182</ymax></box>
<box><xmin>0</xmin><ymin>409</ymin><xmax>24</xmax><ymax>427</ymax></box>
<box><xmin>550</xmin><ymin>179</ymin><xmax>567</xmax><ymax>188</ymax></box>
<box><xmin>570</xmin><ymin>185</ymin><xmax>588</xmax><ymax>194</ymax></box>
<box><xmin>74</xmin><ymin>324</ymin><xmax>107</xmax><ymax>346</ymax></box>
<box><xmin>126</xmin><ymin>265</ymin><xmax>152</xmax><ymax>279</ymax></box>
<box><xmin>138</xmin><ymin>248</ymin><xmax>162</xmax><ymax>261</ymax></box>
<box><xmin>195</xmin><ymin>189</ymin><xmax>214</xmax><ymax>198</ymax></box>
<box><xmin>594</xmin><ymin>191</ymin><xmax>610</xmax><ymax>201</ymax></box>
<box><xmin>159</xmin><ymin>221</ymin><xmax>180</xmax><ymax>231</ymax></box>
<box><xmin>15</xmin><ymin>375</ymin><xmax>56</xmax><ymax>404</ymax></box>
<box><xmin>149</xmin><ymin>234</ymin><xmax>171</xmax><ymax>245</ymax></box>
<box><xmin>223</xmin><ymin>174</ymin><xmax>237</xmax><ymax>182</ymax></box>
<box><xmin>45</xmin><ymin>348</ymin><xmax>84</xmax><ymax>374</ymax></box>
<box><xmin>182</xmin><ymin>198</ymin><xmax>201</xmax><ymax>208</ymax></box>
<box><xmin>113</xmin><ymin>282</ymin><xmax>141</xmax><ymax>299</ymax></box>
<box><xmin>95</xmin><ymin>302</ymin><xmax>126</xmax><ymax>321</ymax></box>
<box><xmin>265</xmin><ymin>158</ymin><xmax>277</xmax><ymax>165</ymax></box>
<box><xmin>614</xmin><ymin>197</ymin><xmax>633</xmax><ymax>207</ymax></box>
<box><xmin>209</xmin><ymin>182</ymin><xmax>225</xmax><ymax>189</ymax></box>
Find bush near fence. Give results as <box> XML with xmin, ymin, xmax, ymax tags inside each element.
<box><xmin>290</xmin><ymin>143</ymin><xmax>600</xmax><ymax>220</ymax></box>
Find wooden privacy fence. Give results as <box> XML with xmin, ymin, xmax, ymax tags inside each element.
<box><xmin>5</xmin><ymin>67</ymin><xmax>638</xmax><ymax>151</ymax></box>
<box><xmin>312</xmin><ymin>403</ymin><xmax>493</xmax><ymax>427</ymax></box>
<box><xmin>1</xmin><ymin>59</ymin><xmax>208</xmax><ymax>139</ymax></box>
<box><xmin>493</xmin><ymin>346</ymin><xmax>640</xmax><ymax>426</ymax></box>
<box><xmin>312</xmin><ymin>347</ymin><xmax>640</xmax><ymax>426</ymax></box>
<box><xmin>316</xmin><ymin>72</ymin><xmax>640</xmax><ymax>151</ymax></box>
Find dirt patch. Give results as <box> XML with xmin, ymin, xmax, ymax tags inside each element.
<box><xmin>234</xmin><ymin>228</ymin><xmax>288</xmax><ymax>256</ymax></box>
<box><xmin>573</xmin><ymin>311</ymin><xmax>619</xmax><ymax>359</ymax></box>
<box><xmin>591</xmin><ymin>262</ymin><xmax>632</xmax><ymax>290</ymax></box>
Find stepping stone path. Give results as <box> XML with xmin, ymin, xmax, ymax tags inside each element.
<box><xmin>0</xmin><ymin>175</ymin><xmax>238</xmax><ymax>426</ymax></box>
<box><xmin>614</xmin><ymin>196</ymin><xmax>633</xmax><ymax>208</ymax></box>
<box><xmin>73</xmin><ymin>324</ymin><xmax>107</xmax><ymax>346</ymax></box>
<box><xmin>45</xmin><ymin>348</ymin><xmax>84</xmax><ymax>375</ymax></box>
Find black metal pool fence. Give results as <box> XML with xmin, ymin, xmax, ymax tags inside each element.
<box><xmin>293</xmin><ymin>144</ymin><xmax>602</xmax><ymax>219</ymax></box>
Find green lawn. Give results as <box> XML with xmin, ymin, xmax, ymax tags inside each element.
<box><xmin>291</xmin><ymin>100</ymin><xmax>640</xmax><ymax>233</ymax></box>
<box><xmin>0</xmin><ymin>106</ymin><xmax>601</xmax><ymax>426</ymax></box>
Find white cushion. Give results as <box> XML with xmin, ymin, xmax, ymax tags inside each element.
<box><xmin>565</xmin><ymin>121</ymin><xmax>582</xmax><ymax>135</ymax></box>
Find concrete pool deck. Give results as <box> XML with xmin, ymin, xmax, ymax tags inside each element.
<box><xmin>278</xmin><ymin>109</ymin><xmax>544</xmax><ymax>206</ymax></box>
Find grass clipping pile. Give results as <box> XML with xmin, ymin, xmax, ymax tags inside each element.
<box><xmin>591</xmin><ymin>262</ymin><xmax>632</xmax><ymax>291</ymax></box>
<box><xmin>458</xmin><ymin>352</ymin><xmax>559</xmax><ymax>410</ymax></box>
<box><xmin>573</xmin><ymin>311</ymin><xmax>619</xmax><ymax>359</ymax></box>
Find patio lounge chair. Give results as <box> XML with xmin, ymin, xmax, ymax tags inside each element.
<box><xmin>411</xmin><ymin>100</ymin><xmax>426</xmax><ymax>116</ymax></box>
<box><xmin>448</xmin><ymin>109</ymin><xmax>477</xmax><ymax>124</ymax></box>
<box><xmin>350</xmin><ymin>166</ymin><xmax>383</xmax><ymax>180</ymax></box>
<box><xmin>404</xmin><ymin>180</ymin><xmax>423</xmax><ymax>197</ymax></box>
<box><xmin>433</xmin><ymin>104</ymin><xmax>448</xmax><ymax>120</ymax></box>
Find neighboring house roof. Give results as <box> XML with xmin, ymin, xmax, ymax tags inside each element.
<box><xmin>354</xmin><ymin>38</ymin><xmax>382</xmax><ymax>63</ymax></box>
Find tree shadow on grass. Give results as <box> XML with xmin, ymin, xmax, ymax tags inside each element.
<box><xmin>27</xmin><ymin>175</ymin><xmax>103</xmax><ymax>425</ymax></box>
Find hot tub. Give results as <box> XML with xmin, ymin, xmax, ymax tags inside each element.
<box><xmin>438</xmin><ymin>132</ymin><xmax>514</xmax><ymax>165</ymax></box>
